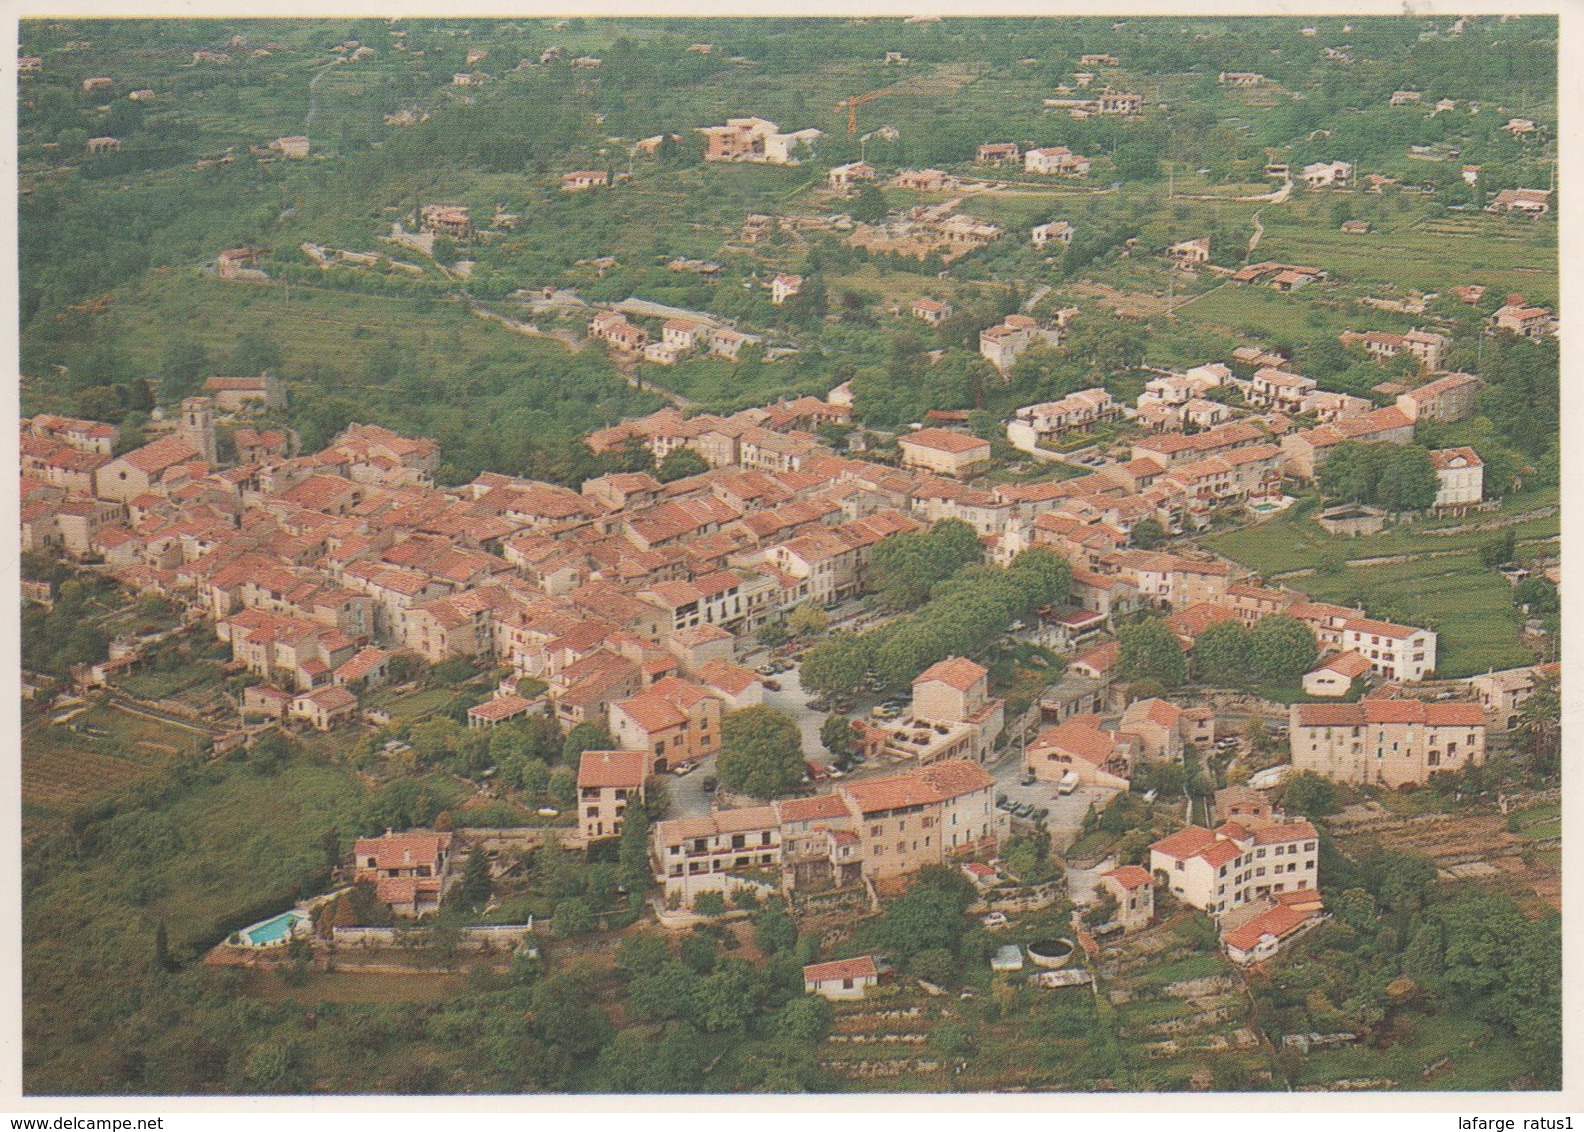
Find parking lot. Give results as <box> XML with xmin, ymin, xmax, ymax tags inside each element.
<box><xmin>987</xmin><ymin>746</ymin><xmax>1120</xmax><ymax>852</ymax></box>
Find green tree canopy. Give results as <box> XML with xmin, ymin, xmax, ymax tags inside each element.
<box><xmin>1192</xmin><ymin>619</ymin><xmax>1254</xmax><ymax>686</ymax></box>
<box><xmin>717</xmin><ymin>705</ymin><xmax>805</xmax><ymax>799</ymax></box>
<box><xmin>1118</xmin><ymin>617</ymin><xmax>1187</xmax><ymax>689</ymax></box>
<box><xmin>656</xmin><ymin>447</ymin><xmax>709</xmax><ymax>482</ymax></box>
<box><xmin>1249</xmin><ymin>615</ymin><xmax>1318</xmax><ymax>682</ymax></box>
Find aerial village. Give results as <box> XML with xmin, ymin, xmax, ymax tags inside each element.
<box><xmin>19</xmin><ymin>14</ymin><xmax>1560</xmax><ymax>1095</ymax></box>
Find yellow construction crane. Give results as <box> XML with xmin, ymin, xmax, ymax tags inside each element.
<box><xmin>834</xmin><ymin>88</ymin><xmax>889</xmax><ymax>136</ymax></box>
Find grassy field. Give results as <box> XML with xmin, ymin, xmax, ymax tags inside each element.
<box><xmin>22</xmin><ymin>704</ymin><xmax>208</xmax><ymax>838</ymax></box>
<box><xmin>243</xmin><ymin>968</ymin><xmax>470</xmax><ymax>1006</ymax></box>
<box><xmin>1297</xmin><ymin>552</ymin><xmax>1532</xmax><ymax>677</ymax></box>
<box><xmin>1252</xmin><ymin>208</ymin><xmax>1556</xmax><ymax>304</ymax></box>
<box><xmin>1173</xmin><ymin>281</ymin><xmax>1405</xmax><ymax>341</ymax></box>
<box><xmin>1295</xmin><ymin>1009</ymin><xmax>1532</xmax><ymax>1091</ymax></box>
<box><xmin>1205</xmin><ymin>492</ymin><xmax>1560</xmax><ymax>578</ymax></box>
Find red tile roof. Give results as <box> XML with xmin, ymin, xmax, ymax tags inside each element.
<box><xmin>577</xmin><ymin>749</ymin><xmax>649</xmax><ymax>789</ymax></box>
<box><xmin>1102</xmin><ymin>865</ymin><xmax>1153</xmax><ymax>891</ymax></box>
<box><xmin>1292</xmin><ymin>699</ymin><xmax>1485</xmax><ymax>728</ymax></box>
<box><xmin>900</xmin><ymin>428</ymin><xmax>990</xmax><ymax>455</ymax></box>
<box><xmin>1222</xmin><ymin>902</ymin><xmax>1315</xmax><ymax>953</ymax></box>
<box><xmin>467</xmin><ymin>693</ymin><xmax>534</xmax><ymax>721</ymax></box>
<box><xmin>354</xmin><ymin>830</ymin><xmax>452</xmax><ymax>871</ymax></box>
<box><xmin>914</xmin><ymin>656</ymin><xmax>987</xmax><ymax>692</ymax></box>
<box><xmin>1150</xmin><ymin>825</ymin><xmax>1218</xmax><ymax>860</ymax></box>
<box><xmin>841</xmin><ymin>759</ymin><xmax>994</xmax><ymax>814</ymax></box>
<box><xmin>803</xmin><ymin>955</ymin><xmax>878</xmax><ymax>983</ymax></box>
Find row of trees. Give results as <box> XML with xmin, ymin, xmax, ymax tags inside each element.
<box><xmin>1117</xmin><ymin>613</ymin><xmax>1320</xmax><ymax>691</ymax></box>
<box><xmin>800</xmin><ymin>545</ymin><xmax>1073</xmax><ymax>699</ymax></box>
<box><xmin>1317</xmin><ymin>441</ymin><xmax>1441</xmax><ymax>511</ymax></box>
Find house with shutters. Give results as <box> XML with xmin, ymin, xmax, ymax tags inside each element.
<box><xmin>1289</xmin><ymin>699</ymin><xmax>1485</xmax><ymax>787</ymax></box>
<box><xmin>578</xmin><ymin>749</ymin><xmax>648</xmax><ymax>842</ymax></box>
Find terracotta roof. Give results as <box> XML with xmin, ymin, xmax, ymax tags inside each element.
<box><xmin>1101</xmin><ymin>865</ymin><xmax>1152</xmax><ymax>891</ymax></box>
<box><xmin>1244</xmin><ymin>819</ymin><xmax>1317</xmax><ymax>845</ymax></box>
<box><xmin>117</xmin><ymin>436</ymin><xmax>200</xmax><ymax>475</ymax></box>
<box><xmin>803</xmin><ymin>955</ymin><xmax>878</xmax><ymax>983</ymax></box>
<box><xmin>900</xmin><ymin>428</ymin><xmax>990</xmax><ymax>455</ymax></box>
<box><xmin>1312</xmin><ymin>650</ymin><xmax>1371</xmax><ymax>678</ymax></box>
<box><xmin>914</xmin><ymin>656</ymin><xmax>987</xmax><ymax>692</ymax></box>
<box><xmin>577</xmin><ymin>749</ymin><xmax>649</xmax><ymax>789</ymax></box>
<box><xmin>695</xmin><ymin>659</ymin><xmax>759</xmax><ymax>697</ymax></box>
<box><xmin>1071</xmin><ymin>640</ymin><xmax>1121</xmax><ymax>673</ymax></box>
<box><xmin>1222</xmin><ymin>902</ymin><xmax>1314</xmax><ymax>953</ymax></box>
<box><xmin>1030</xmin><ymin>719</ymin><xmax>1117</xmax><ymax>767</ymax></box>
<box><xmin>467</xmin><ymin>693</ymin><xmax>534</xmax><ymax>721</ymax></box>
<box><xmin>354</xmin><ymin>830</ymin><xmax>451</xmax><ymax>871</ymax></box>
<box><xmin>1150</xmin><ymin>825</ymin><xmax>1218</xmax><ymax>860</ymax></box>
<box><xmin>1427</xmin><ymin>446</ymin><xmax>1482</xmax><ymax>470</ymax></box>
<box><xmin>1292</xmin><ymin>699</ymin><xmax>1484</xmax><ymax>728</ymax></box>
<box><xmin>840</xmin><ymin>759</ymin><xmax>994</xmax><ymax>814</ymax></box>
<box><xmin>776</xmin><ymin>793</ymin><xmax>851</xmax><ymax>824</ymax></box>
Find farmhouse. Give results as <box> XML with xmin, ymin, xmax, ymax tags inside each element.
<box><xmin>1025</xmin><ymin>146</ymin><xmax>1090</xmax><ymax>175</ymax></box>
<box><xmin>1031</xmin><ymin>220</ymin><xmax>1074</xmax><ymax>248</ymax></box>
<box><xmin>803</xmin><ymin>956</ymin><xmax>880</xmax><ymax>1000</ymax></box>
<box><xmin>898</xmin><ymin>428</ymin><xmax>991</xmax><ymax>478</ymax></box>
<box><xmin>1428</xmin><ymin>447</ymin><xmax>1484</xmax><ymax>510</ymax></box>
<box><xmin>353</xmin><ymin>830</ymin><xmax>454</xmax><ymax>916</ymax></box>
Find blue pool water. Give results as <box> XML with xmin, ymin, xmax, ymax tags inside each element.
<box><xmin>242</xmin><ymin>911</ymin><xmax>301</xmax><ymax>945</ymax></box>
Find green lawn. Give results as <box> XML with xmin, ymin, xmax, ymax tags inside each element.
<box><xmin>1297</xmin><ymin>552</ymin><xmax>1533</xmax><ymax>678</ymax></box>
<box><xmin>379</xmin><ymin>687</ymin><xmax>459</xmax><ymax>722</ymax></box>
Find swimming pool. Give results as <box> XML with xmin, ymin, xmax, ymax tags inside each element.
<box><xmin>239</xmin><ymin>911</ymin><xmax>303</xmax><ymax>947</ymax></box>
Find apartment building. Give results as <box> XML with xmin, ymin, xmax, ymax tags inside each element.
<box><xmin>1150</xmin><ymin>817</ymin><xmax>1319</xmax><ymax>917</ymax></box>
<box><xmin>1289</xmin><ymin>699</ymin><xmax>1486</xmax><ymax>787</ymax></box>
<box><xmin>577</xmin><ymin>749</ymin><xmax>648</xmax><ymax>842</ymax></box>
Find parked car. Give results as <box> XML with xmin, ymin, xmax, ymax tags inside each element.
<box><xmin>1057</xmin><ymin>770</ymin><xmax>1080</xmax><ymax>796</ymax></box>
<box><xmin>981</xmin><ymin>911</ymin><xmax>1009</xmax><ymax>929</ymax></box>
<box><xmin>672</xmin><ymin>763</ymin><xmax>695</xmax><ymax>776</ymax></box>
<box><xmin>847</xmin><ymin>752</ymin><xmax>867</xmax><ymax>765</ymax></box>
<box><xmin>763</xmin><ymin>678</ymin><xmax>781</xmax><ymax>692</ymax></box>
<box><xmin>1019</xmin><ymin>770</ymin><xmax>1037</xmax><ymax>787</ymax></box>
<box><xmin>702</xmin><ymin>776</ymin><xmax>718</xmax><ymax>794</ymax></box>
<box><xmin>756</xmin><ymin>665</ymin><xmax>776</xmax><ymax>676</ymax></box>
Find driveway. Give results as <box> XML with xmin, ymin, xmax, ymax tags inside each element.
<box><xmin>665</xmin><ymin>756</ymin><xmax>717</xmax><ymax>819</ymax></box>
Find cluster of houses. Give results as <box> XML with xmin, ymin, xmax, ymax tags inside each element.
<box><xmin>655</xmin><ymin>753</ymin><xmax>1003</xmax><ymax>904</ymax></box>
<box><xmin>698</xmin><ymin>116</ymin><xmax>823</xmax><ymax>166</ymax></box>
<box><xmin>974</xmin><ymin>141</ymin><xmax>1093</xmax><ymax>177</ymax></box>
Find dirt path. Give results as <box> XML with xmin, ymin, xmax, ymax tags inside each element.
<box><xmin>1270</xmin><ymin>532</ymin><xmax>1558</xmax><ymax>579</ymax></box>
